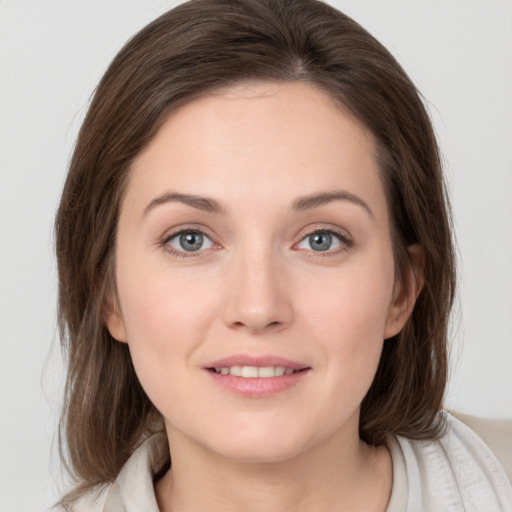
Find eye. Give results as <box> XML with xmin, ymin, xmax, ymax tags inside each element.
<box><xmin>166</xmin><ymin>230</ymin><xmax>215</xmax><ymax>253</ymax></box>
<box><xmin>296</xmin><ymin>230</ymin><xmax>349</xmax><ymax>252</ymax></box>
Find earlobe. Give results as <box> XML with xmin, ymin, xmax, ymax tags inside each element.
<box><xmin>384</xmin><ymin>244</ymin><xmax>425</xmax><ymax>339</ymax></box>
<box><xmin>103</xmin><ymin>296</ymin><xmax>128</xmax><ymax>343</ymax></box>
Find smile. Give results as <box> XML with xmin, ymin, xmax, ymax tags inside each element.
<box><xmin>205</xmin><ymin>355</ymin><xmax>310</xmax><ymax>396</ymax></box>
<box><xmin>211</xmin><ymin>366</ymin><xmax>300</xmax><ymax>378</ymax></box>
<box><xmin>205</xmin><ymin>357</ymin><xmax>311</xmax><ymax>397</ymax></box>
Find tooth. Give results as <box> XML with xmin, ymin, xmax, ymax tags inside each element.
<box><xmin>241</xmin><ymin>366</ymin><xmax>258</xmax><ymax>378</ymax></box>
<box><xmin>220</xmin><ymin>367</ymin><xmax>229</xmax><ymax>375</ymax></box>
<box><xmin>230</xmin><ymin>365</ymin><xmax>242</xmax><ymax>377</ymax></box>
<box><xmin>285</xmin><ymin>368</ymin><xmax>294</xmax><ymax>375</ymax></box>
<box><xmin>274</xmin><ymin>366</ymin><xmax>286</xmax><ymax>376</ymax></box>
<box><xmin>258</xmin><ymin>366</ymin><xmax>275</xmax><ymax>378</ymax></box>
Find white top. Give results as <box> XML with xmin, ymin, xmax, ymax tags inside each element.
<box><xmin>50</xmin><ymin>412</ymin><xmax>512</xmax><ymax>511</ymax></box>
<box><xmin>386</xmin><ymin>412</ymin><xmax>512</xmax><ymax>511</ymax></box>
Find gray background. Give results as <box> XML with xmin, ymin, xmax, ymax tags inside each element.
<box><xmin>1</xmin><ymin>1</ymin><xmax>511</xmax><ymax>510</ymax></box>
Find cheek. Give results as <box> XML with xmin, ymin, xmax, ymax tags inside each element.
<box><xmin>118</xmin><ymin>252</ymin><xmax>218</xmax><ymax>333</ymax></box>
<box><xmin>302</xmin><ymin>251</ymin><xmax>395</xmax><ymax>386</ymax></box>
<box><xmin>114</xmin><ymin>267</ymin><xmax>216</xmax><ymax>417</ymax></box>
<box><xmin>307</xmin><ymin>254</ymin><xmax>395</xmax><ymax>339</ymax></box>
<box><xmin>115</xmin><ymin>259</ymin><xmax>220</xmax><ymax>381</ymax></box>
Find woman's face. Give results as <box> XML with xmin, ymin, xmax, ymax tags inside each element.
<box><xmin>106</xmin><ymin>81</ymin><xmax>415</xmax><ymax>462</ymax></box>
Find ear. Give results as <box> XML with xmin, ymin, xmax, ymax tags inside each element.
<box><xmin>384</xmin><ymin>244</ymin><xmax>425</xmax><ymax>339</ymax></box>
<box><xmin>103</xmin><ymin>295</ymin><xmax>128</xmax><ymax>343</ymax></box>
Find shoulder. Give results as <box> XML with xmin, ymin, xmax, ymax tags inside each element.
<box><xmin>451</xmin><ymin>410</ymin><xmax>512</xmax><ymax>483</ymax></box>
<box><xmin>392</xmin><ymin>411</ymin><xmax>512</xmax><ymax>510</ymax></box>
<box><xmin>47</xmin><ymin>433</ymin><xmax>168</xmax><ymax>512</ymax></box>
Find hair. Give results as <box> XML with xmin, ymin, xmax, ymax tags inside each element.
<box><xmin>55</xmin><ymin>0</ymin><xmax>455</xmax><ymax>504</ymax></box>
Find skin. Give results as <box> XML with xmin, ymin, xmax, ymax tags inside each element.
<box><xmin>105</xmin><ymin>81</ymin><xmax>423</xmax><ymax>511</ymax></box>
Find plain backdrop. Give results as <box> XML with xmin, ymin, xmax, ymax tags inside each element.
<box><xmin>1</xmin><ymin>1</ymin><xmax>511</xmax><ymax>510</ymax></box>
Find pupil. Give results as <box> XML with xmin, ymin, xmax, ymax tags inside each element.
<box><xmin>180</xmin><ymin>232</ymin><xmax>203</xmax><ymax>251</ymax></box>
<box><xmin>310</xmin><ymin>232</ymin><xmax>331</xmax><ymax>251</ymax></box>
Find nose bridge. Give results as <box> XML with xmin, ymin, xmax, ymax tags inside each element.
<box><xmin>222</xmin><ymin>237</ymin><xmax>293</xmax><ymax>332</ymax></box>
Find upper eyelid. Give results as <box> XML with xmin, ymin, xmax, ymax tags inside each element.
<box><xmin>162</xmin><ymin>225</ymin><xmax>216</xmax><ymax>243</ymax></box>
<box><xmin>295</xmin><ymin>224</ymin><xmax>352</xmax><ymax>242</ymax></box>
<box><xmin>299</xmin><ymin>231</ymin><xmax>349</xmax><ymax>244</ymax></box>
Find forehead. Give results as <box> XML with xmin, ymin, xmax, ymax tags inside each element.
<box><xmin>125</xmin><ymin>81</ymin><xmax>386</xmax><ymax>218</ymax></box>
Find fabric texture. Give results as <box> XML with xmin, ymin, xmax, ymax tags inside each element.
<box><xmin>49</xmin><ymin>412</ymin><xmax>512</xmax><ymax>512</ymax></box>
<box><xmin>392</xmin><ymin>412</ymin><xmax>512</xmax><ymax>511</ymax></box>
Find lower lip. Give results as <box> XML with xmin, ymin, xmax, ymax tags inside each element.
<box><xmin>205</xmin><ymin>369</ymin><xmax>310</xmax><ymax>397</ymax></box>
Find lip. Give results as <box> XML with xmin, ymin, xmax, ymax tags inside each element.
<box><xmin>205</xmin><ymin>354</ymin><xmax>308</xmax><ymax>371</ymax></box>
<box><xmin>204</xmin><ymin>354</ymin><xmax>311</xmax><ymax>398</ymax></box>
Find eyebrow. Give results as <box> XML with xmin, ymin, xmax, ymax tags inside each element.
<box><xmin>292</xmin><ymin>190</ymin><xmax>374</xmax><ymax>218</ymax></box>
<box><xmin>142</xmin><ymin>189</ymin><xmax>373</xmax><ymax>218</ymax></box>
<box><xmin>143</xmin><ymin>192</ymin><xmax>226</xmax><ymax>216</ymax></box>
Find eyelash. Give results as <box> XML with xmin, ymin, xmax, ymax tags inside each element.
<box><xmin>160</xmin><ymin>225</ymin><xmax>353</xmax><ymax>258</ymax></box>
<box><xmin>295</xmin><ymin>226</ymin><xmax>353</xmax><ymax>257</ymax></box>
<box><xmin>161</xmin><ymin>226</ymin><xmax>217</xmax><ymax>259</ymax></box>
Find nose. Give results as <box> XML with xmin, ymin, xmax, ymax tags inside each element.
<box><xmin>222</xmin><ymin>245</ymin><xmax>294</xmax><ymax>334</ymax></box>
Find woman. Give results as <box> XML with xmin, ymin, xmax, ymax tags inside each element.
<box><xmin>52</xmin><ymin>0</ymin><xmax>512</xmax><ymax>510</ymax></box>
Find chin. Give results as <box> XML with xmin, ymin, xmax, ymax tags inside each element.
<box><xmin>213</xmin><ymin>439</ymin><xmax>307</xmax><ymax>464</ymax></box>
<box><xmin>200</xmin><ymin>422</ymin><xmax>320</xmax><ymax>464</ymax></box>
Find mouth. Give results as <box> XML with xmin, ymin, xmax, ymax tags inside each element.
<box><xmin>207</xmin><ymin>366</ymin><xmax>309</xmax><ymax>378</ymax></box>
<box><xmin>204</xmin><ymin>356</ymin><xmax>311</xmax><ymax>397</ymax></box>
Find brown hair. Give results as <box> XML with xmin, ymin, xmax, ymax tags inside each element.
<box><xmin>55</xmin><ymin>0</ymin><xmax>455</xmax><ymax>503</ymax></box>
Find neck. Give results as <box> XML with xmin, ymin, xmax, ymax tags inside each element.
<box><xmin>155</xmin><ymin>416</ymin><xmax>392</xmax><ymax>512</ymax></box>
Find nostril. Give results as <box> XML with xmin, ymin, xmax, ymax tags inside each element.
<box><xmin>230</xmin><ymin>320</ymin><xmax>282</xmax><ymax>330</ymax></box>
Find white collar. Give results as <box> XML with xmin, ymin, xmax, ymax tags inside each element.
<box><xmin>101</xmin><ymin>412</ymin><xmax>512</xmax><ymax>511</ymax></box>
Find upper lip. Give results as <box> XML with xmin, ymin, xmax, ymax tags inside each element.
<box><xmin>205</xmin><ymin>354</ymin><xmax>309</xmax><ymax>370</ymax></box>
